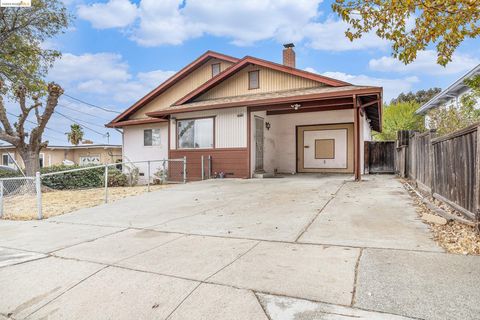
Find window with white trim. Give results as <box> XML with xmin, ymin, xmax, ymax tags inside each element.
<box><xmin>79</xmin><ymin>155</ymin><xmax>100</xmax><ymax>166</ymax></box>
<box><xmin>144</xmin><ymin>129</ymin><xmax>161</xmax><ymax>146</ymax></box>
<box><xmin>39</xmin><ymin>153</ymin><xmax>45</xmax><ymax>168</ymax></box>
<box><xmin>248</xmin><ymin>70</ymin><xmax>259</xmax><ymax>89</ymax></box>
<box><xmin>211</xmin><ymin>63</ymin><xmax>221</xmax><ymax>77</ymax></box>
<box><xmin>2</xmin><ymin>153</ymin><xmax>14</xmax><ymax>167</ymax></box>
<box><xmin>177</xmin><ymin>118</ymin><xmax>214</xmax><ymax>149</ymax></box>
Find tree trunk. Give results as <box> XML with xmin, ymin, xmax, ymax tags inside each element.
<box><xmin>20</xmin><ymin>149</ymin><xmax>40</xmax><ymax>176</ymax></box>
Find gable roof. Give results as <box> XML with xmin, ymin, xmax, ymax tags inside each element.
<box><xmin>147</xmin><ymin>85</ymin><xmax>380</xmax><ymax>117</ymax></box>
<box><xmin>107</xmin><ymin>51</ymin><xmax>239</xmax><ymax>126</ymax></box>
<box><xmin>174</xmin><ymin>56</ymin><xmax>351</xmax><ymax>106</ymax></box>
<box><xmin>416</xmin><ymin>63</ymin><xmax>480</xmax><ymax>114</ymax></box>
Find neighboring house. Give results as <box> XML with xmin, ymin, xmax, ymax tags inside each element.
<box><xmin>107</xmin><ymin>45</ymin><xmax>382</xmax><ymax>180</ymax></box>
<box><xmin>416</xmin><ymin>64</ymin><xmax>480</xmax><ymax>125</ymax></box>
<box><xmin>0</xmin><ymin>144</ymin><xmax>122</xmax><ymax>170</ymax></box>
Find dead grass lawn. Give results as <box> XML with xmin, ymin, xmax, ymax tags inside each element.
<box><xmin>2</xmin><ymin>185</ymin><xmax>169</xmax><ymax>220</ymax></box>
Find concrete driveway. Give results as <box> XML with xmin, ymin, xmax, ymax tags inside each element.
<box><xmin>0</xmin><ymin>175</ymin><xmax>479</xmax><ymax>320</ymax></box>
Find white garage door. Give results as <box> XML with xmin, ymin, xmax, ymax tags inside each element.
<box><xmin>303</xmin><ymin>129</ymin><xmax>347</xmax><ymax>169</ymax></box>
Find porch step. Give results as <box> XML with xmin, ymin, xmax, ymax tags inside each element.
<box><xmin>253</xmin><ymin>172</ymin><xmax>275</xmax><ymax>179</ymax></box>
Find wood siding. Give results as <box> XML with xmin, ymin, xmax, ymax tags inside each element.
<box><xmin>169</xmin><ymin>148</ymin><xmax>249</xmax><ymax>181</ymax></box>
<box><xmin>196</xmin><ymin>64</ymin><xmax>323</xmax><ymax>101</ymax></box>
<box><xmin>169</xmin><ymin>107</ymin><xmax>247</xmax><ymax>150</ymax></box>
<box><xmin>130</xmin><ymin>58</ymin><xmax>234</xmax><ymax>119</ymax></box>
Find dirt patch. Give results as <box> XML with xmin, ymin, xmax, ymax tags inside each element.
<box><xmin>2</xmin><ymin>185</ymin><xmax>169</xmax><ymax>220</ymax></box>
<box><xmin>402</xmin><ymin>179</ymin><xmax>480</xmax><ymax>255</ymax></box>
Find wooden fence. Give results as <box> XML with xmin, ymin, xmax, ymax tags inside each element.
<box><xmin>395</xmin><ymin>124</ymin><xmax>480</xmax><ymax>220</ymax></box>
<box><xmin>364</xmin><ymin>141</ymin><xmax>396</xmax><ymax>174</ymax></box>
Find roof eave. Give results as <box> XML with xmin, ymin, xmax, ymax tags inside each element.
<box><xmin>108</xmin><ymin>51</ymin><xmax>240</xmax><ymax>125</ymax></box>
<box><xmin>416</xmin><ymin>63</ymin><xmax>480</xmax><ymax>115</ymax></box>
<box><xmin>147</xmin><ymin>86</ymin><xmax>382</xmax><ymax>118</ymax></box>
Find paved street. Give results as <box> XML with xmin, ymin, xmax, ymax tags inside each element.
<box><xmin>0</xmin><ymin>175</ymin><xmax>479</xmax><ymax>320</ymax></box>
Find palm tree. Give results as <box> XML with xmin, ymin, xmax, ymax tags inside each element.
<box><xmin>67</xmin><ymin>124</ymin><xmax>84</xmax><ymax>145</ymax></box>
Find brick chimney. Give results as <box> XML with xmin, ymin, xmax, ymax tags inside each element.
<box><xmin>282</xmin><ymin>43</ymin><xmax>296</xmax><ymax>68</ymax></box>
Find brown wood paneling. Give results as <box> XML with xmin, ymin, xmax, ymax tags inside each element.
<box><xmin>169</xmin><ymin>148</ymin><xmax>249</xmax><ymax>181</ymax></box>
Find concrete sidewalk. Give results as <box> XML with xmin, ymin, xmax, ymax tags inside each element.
<box><xmin>0</xmin><ymin>175</ymin><xmax>479</xmax><ymax>320</ymax></box>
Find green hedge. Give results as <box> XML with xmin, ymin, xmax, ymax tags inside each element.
<box><xmin>41</xmin><ymin>165</ymin><xmax>129</xmax><ymax>190</ymax></box>
<box><xmin>0</xmin><ymin>169</ymin><xmax>22</xmax><ymax>178</ymax></box>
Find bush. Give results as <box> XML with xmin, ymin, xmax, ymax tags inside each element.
<box><xmin>108</xmin><ymin>168</ymin><xmax>128</xmax><ymax>187</ymax></box>
<box><xmin>0</xmin><ymin>169</ymin><xmax>22</xmax><ymax>178</ymax></box>
<box><xmin>40</xmin><ymin>164</ymin><xmax>131</xmax><ymax>190</ymax></box>
<box><xmin>41</xmin><ymin>165</ymin><xmax>104</xmax><ymax>190</ymax></box>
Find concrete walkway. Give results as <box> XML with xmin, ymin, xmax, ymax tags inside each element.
<box><xmin>0</xmin><ymin>175</ymin><xmax>479</xmax><ymax>320</ymax></box>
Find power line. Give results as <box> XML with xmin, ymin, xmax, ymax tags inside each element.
<box><xmin>63</xmin><ymin>93</ymin><xmax>121</xmax><ymax>114</ymax></box>
<box><xmin>55</xmin><ymin>110</ymin><xmax>107</xmax><ymax>130</ymax></box>
<box><xmin>53</xmin><ymin>110</ymin><xmax>106</xmax><ymax>137</ymax></box>
<box><xmin>57</xmin><ymin>103</ymin><xmax>112</xmax><ymax>122</ymax></box>
<box><xmin>6</xmin><ymin>111</ymin><xmax>66</xmax><ymax>135</ymax></box>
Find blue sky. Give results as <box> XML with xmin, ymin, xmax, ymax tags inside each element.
<box><xmin>6</xmin><ymin>0</ymin><xmax>480</xmax><ymax>145</ymax></box>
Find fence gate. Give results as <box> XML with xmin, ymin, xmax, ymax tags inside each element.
<box><xmin>365</xmin><ymin>141</ymin><xmax>396</xmax><ymax>174</ymax></box>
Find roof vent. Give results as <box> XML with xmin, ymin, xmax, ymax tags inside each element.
<box><xmin>283</xmin><ymin>43</ymin><xmax>296</xmax><ymax>68</ymax></box>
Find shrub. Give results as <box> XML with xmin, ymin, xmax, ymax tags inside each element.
<box><xmin>0</xmin><ymin>169</ymin><xmax>22</xmax><ymax>178</ymax></box>
<box><xmin>40</xmin><ymin>165</ymin><xmax>130</xmax><ymax>190</ymax></box>
<box><xmin>107</xmin><ymin>168</ymin><xmax>128</xmax><ymax>187</ymax></box>
<box><xmin>41</xmin><ymin>165</ymin><xmax>103</xmax><ymax>190</ymax></box>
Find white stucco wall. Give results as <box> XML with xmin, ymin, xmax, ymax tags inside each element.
<box><xmin>170</xmin><ymin>107</ymin><xmax>247</xmax><ymax>149</ymax></box>
<box><xmin>360</xmin><ymin>114</ymin><xmax>372</xmax><ymax>173</ymax></box>
<box><xmin>249</xmin><ymin>109</ymin><xmax>372</xmax><ymax>176</ymax></box>
<box><xmin>123</xmin><ymin>123</ymin><xmax>169</xmax><ymax>180</ymax></box>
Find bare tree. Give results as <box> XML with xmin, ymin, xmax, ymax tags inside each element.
<box><xmin>0</xmin><ymin>81</ymin><xmax>63</xmax><ymax>175</ymax></box>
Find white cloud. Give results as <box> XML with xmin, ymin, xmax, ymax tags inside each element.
<box><xmin>50</xmin><ymin>53</ymin><xmax>131</xmax><ymax>84</ymax></box>
<box><xmin>369</xmin><ymin>50</ymin><xmax>480</xmax><ymax>75</ymax></box>
<box><xmin>77</xmin><ymin>0</ymin><xmax>387</xmax><ymax>51</ymax></box>
<box><xmin>49</xmin><ymin>52</ymin><xmax>175</xmax><ymax>104</ymax></box>
<box><xmin>77</xmin><ymin>0</ymin><xmax>138</xmax><ymax>29</ymax></box>
<box><xmin>306</xmin><ymin>68</ymin><xmax>418</xmax><ymax>102</ymax></box>
<box><xmin>303</xmin><ymin>18</ymin><xmax>389</xmax><ymax>51</ymax></box>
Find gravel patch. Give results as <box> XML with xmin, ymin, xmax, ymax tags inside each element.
<box><xmin>402</xmin><ymin>179</ymin><xmax>480</xmax><ymax>255</ymax></box>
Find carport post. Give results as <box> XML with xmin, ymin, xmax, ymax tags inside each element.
<box><xmin>201</xmin><ymin>155</ymin><xmax>205</xmax><ymax>180</ymax></box>
<box><xmin>147</xmin><ymin>160</ymin><xmax>151</xmax><ymax>192</ymax></box>
<box><xmin>104</xmin><ymin>164</ymin><xmax>108</xmax><ymax>203</ymax></box>
<box><xmin>35</xmin><ymin>172</ymin><xmax>42</xmax><ymax>220</ymax></box>
<box><xmin>162</xmin><ymin>159</ymin><xmax>166</xmax><ymax>183</ymax></box>
<box><xmin>183</xmin><ymin>156</ymin><xmax>187</xmax><ymax>183</ymax></box>
<box><xmin>0</xmin><ymin>180</ymin><xmax>3</xmax><ymax>218</ymax></box>
<box><xmin>208</xmin><ymin>155</ymin><xmax>212</xmax><ymax>179</ymax></box>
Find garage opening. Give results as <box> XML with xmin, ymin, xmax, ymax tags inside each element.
<box><xmin>297</xmin><ymin>123</ymin><xmax>354</xmax><ymax>173</ymax></box>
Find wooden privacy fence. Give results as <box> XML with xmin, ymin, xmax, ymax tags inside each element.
<box><xmin>364</xmin><ymin>141</ymin><xmax>396</xmax><ymax>174</ymax></box>
<box><xmin>395</xmin><ymin>123</ymin><xmax>480</xmax><ymax>221</ymax></box>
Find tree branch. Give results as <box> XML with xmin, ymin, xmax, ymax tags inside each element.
<box><xmin>0</xmin><ymin>81</ymin><xmax>14</xmax><ymax>136</ymax></box>
<box><xmin>29</xmin><ymin>82</ymin><xmax>63</xmax><ymax>146</ymax></box>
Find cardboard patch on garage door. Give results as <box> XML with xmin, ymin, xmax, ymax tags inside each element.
<box><xmin>315</xmin><ymin>139</ymin><xmax>335</xmax><ymax>159</ymax></box>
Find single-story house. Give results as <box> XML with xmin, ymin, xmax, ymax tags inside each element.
<box><xmin>107</xmin><ymin>44</ymin><xmax>382</xmax><ymax>181</ymax></box>
<box><xmin>416</xmin><ymin>63</ymin><xmax>480</xmax><ymax>125</ymax></box>
<box><xmin>0</xmin><ymin>144</ymin><xmax>122</xmax><ymax>170</ymax></box>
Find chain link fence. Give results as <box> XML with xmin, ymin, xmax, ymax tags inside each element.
<box><xmin>0</xmin><ymin>176</ymin><xmax>40</xmax><ymax>220</ymax></box>
<box><xmin>0</xmin><ymin>158</ymin><xmax>188</xmax><ymax>220</ymax></box>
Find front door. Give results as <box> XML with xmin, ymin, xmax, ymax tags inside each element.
<box><xmin>254</xmin><ymin>117</ymin><xmax>264</xmax><ymax>172</ymax></box>
<box><xmin>297</xmin><ymin>123</ymin><xmax>354</xmax><ymax>173</ymax></box>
